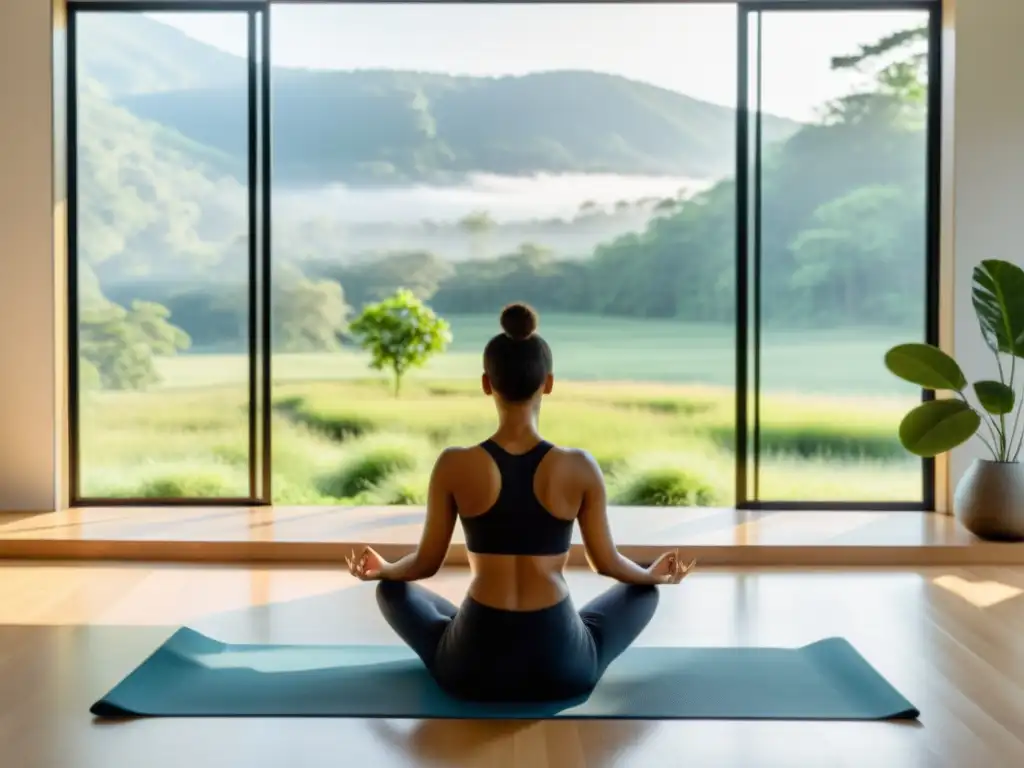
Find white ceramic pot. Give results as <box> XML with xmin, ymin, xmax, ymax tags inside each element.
<box><xmin>954</xmin><ymin>459</ymin><xmax>1024</xmax><ymax>541</ymax></box>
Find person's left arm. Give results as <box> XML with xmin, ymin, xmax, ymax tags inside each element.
<box><xmin>373</xmin><ymin>449</ymin><xmax>458</xmax><ymax>582</ymax></box>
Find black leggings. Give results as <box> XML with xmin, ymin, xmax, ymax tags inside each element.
<box><xmin>376</xmin><ymin>580</ymin><xmax>659</xmax><ymax>702</ymax></box>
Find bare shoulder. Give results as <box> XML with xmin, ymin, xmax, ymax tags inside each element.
<box><xmin>435</xmin><ymin>445</ymin><xmax>474</xmax><ymax>466</ymax></box>
<box><xmin>548</xmin><ymin>445</ymin><xmax>602</xmax><ymax>478</ymax></box>
<box><xmin>438</xmin><ymin>446</ymin><xmax>473</xmax><ymax>459</ymax></box>
<box><xmin>433</xmin><ymin>445</ymin><xmax>488</xmax><ymax>473</ymax></box>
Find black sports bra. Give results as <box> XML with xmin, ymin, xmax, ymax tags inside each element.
<box><xmin>460</xmin><ymin>439</ymin><xmax>574</xmax><ymax>556</ymax></box>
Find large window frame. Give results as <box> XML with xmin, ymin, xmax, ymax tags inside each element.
<box><xmin>65</xmin><ymin>0</ymin><xmax>944</xmax><ymax>510</ymax></box>
<box><xmin>66</xmin><ymin>0</ymin><xmax>272</xmax><ymax>505</ymax></box>
<box><xmin>735</xmin><ymin>0</ymin><xmax>942</xmax><ymax>511</ymax></box>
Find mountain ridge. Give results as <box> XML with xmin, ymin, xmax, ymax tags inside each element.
<box><xmin>79</xmin><ymin>14</ymin><xmax>801</xmax><ymax>185</ymax></box>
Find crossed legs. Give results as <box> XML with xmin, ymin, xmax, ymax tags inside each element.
<box><xmin>578</xmin><ymin>583</ymin><xmax>660</xmax><ymax>675</ymax></box>
<box><xmin>376</xmin><ymin>580</ymin><xmax>659</xmax><ymax>686</ymax></box>
<box><xmin>375</xmin><ymin>580</ymin><xmax>457</xmax><ymax>669</ymax></box>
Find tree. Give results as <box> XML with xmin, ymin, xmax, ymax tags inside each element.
<box><xmin>79</xmin><ymin>299</ymin><xmax>191</xmax><ymax>390</ymax></box>
<box><xmin>316</xmin><ymin>250</ymin><xmax>453</xmax><ymax>310</ymax></box>
<box><xmin>458</xmin><ymin>210</ymin><xmax>495</xmax><ymax>260</ymax></box>
<box><xmin>788</xmin><ymin>185</ymin><xmax>921</xmax><ymax>325</ymax></box>
<box><xmin>830</xmin><ymin>24</ymin><xmax>928</xmax><ymax>128</ymax></box>
<box><xmin>273</xmin><ymin>265</ymin><xmax>350</xmax><ymax>353</ymax></box>
<box><xmin>831</xmin><ymin>26</ymin><xmax>928</xmax><ymax>90</ymax></box>
<box><xmin>349</xmin><ymin>289</ymin><xmax>452</xmax><ymax>397</ymax></box>
<box><xmin>653</xmin><ymin>197</ymin><xmax>679</xmax><ymax>215</ymax></box>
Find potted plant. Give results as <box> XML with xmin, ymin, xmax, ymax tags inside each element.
<box><xmin>885</xmin><ymin>258</ymin><xmax>1024</xmax><ymax>541</ymax></box>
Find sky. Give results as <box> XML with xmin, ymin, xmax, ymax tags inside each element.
<box><xmin>156</xmin><ymin>4</ymin><xmax>927</xmax><ymax>122</ymax></box>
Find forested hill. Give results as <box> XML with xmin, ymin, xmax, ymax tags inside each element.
<box><xmin>76</xmin><ymin>11</ymin><xmax>930</xmax><ymax>390</ymax></box>
<box><xmin>76</xmin><ymin>13</ymin><xmax>246</xmax><ymax>97</ymax></box>
<box><xmin>83</xmin><ymin>15</ymin><xmax>801</xmax><ymax>185</ymax></box>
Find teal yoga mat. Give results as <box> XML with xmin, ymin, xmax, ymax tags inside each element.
<box><xmin>91</xmin><ymin>628</ymin><xmax>918</xmax><ymax>720</ymax></box>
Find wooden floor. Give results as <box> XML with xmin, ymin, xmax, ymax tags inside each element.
<box><xmin>3</xmin><ymin>507</ymin><xmax>1022</xmax><ymax>565</ymax></box>
<box><xmin>3</xmin><ymin>562</ymin><xmax>1024</xmax><ymax>767</ymax></box>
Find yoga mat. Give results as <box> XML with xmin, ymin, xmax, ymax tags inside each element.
<box><xmin>91</xmin><ymin>628</ymin><xmax>918</xmax><ymax>720</ymax></box>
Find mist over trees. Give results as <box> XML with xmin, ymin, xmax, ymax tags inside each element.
<box><xmin>74</xmin><ymin>15</ymin><xmax>929</xmax><ymax>389</ymax></box>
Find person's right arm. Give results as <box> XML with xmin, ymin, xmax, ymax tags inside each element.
<box><xmin>575</xmin><ymin>451</ymin><xmax>684</xmax><ymax>586</ymax></box>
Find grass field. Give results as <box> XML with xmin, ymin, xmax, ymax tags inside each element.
<box><xmin>77</xmin><ymin>316</ymin><xmax>923</xmax><ymax>505</ymax></box>
<box><xmin>177</xmin><ymin>315</ymin><xmax>915</xmax><ymax>395</ymax></box>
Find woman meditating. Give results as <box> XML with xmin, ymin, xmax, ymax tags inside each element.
<box><xmin>346</xmin><ymin>303</ymin><xmax>695</xmax><ymax>702</ymax></box>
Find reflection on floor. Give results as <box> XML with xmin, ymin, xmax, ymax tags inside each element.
<box><xmin>2</xmin><ymin>562</ymin><xmax>1024</xmax><ymax>767</ymax></box>
<box><xmin>2</xmin><ymin>507</ymin><xmax>1021</xmax><ymax>565</ymax></box>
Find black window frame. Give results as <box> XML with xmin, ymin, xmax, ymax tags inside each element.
<box><xmin>734</xmin><ymin>0</ymin><xmax>942</xmax><ymax>511</ymax></box>
<box><xmin>66</xmin><ymin>0</ymin><xmax>272</xmax><ymax>506</ymax></box>
<box><xmin>65</xmin><ymin>0</ymin><xmax>943</xmax><ymax>510</ymax></box>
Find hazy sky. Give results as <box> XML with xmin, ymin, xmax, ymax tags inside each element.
<box><xmin>157</xmin><ymin>4</ymin><xmax>926</xmax><ymax>121</ymax></box>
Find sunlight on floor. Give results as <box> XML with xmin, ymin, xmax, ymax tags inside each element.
<box><xmin>0</xmin><ymin>566</ymin><xmax>360</xmax><ymax>626</ymax></box>
<box><xmin>735</xmin><ymin>511</ymin><xmax>882</xmax><ymax>545</ymax></box>
<box><xmin>932</xmin><ymin>574</ymin><xmax>1023</xmax><ymax>608</ymax></box>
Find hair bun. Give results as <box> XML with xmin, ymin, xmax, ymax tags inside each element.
<box><xmin>500</xmin><ymin>302</ymin><xmax>538</xmax><ymax>341</ymax></box>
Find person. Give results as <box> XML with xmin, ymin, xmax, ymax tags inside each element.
<box><xmin>346</xmin><ymin>302</ymin><xmax>695</xmax><ymax>702</ymax></box>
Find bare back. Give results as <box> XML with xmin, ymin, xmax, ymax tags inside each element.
<box><xmin>446</xmin><ymin>440</ymin><xmax>589</xmax><ymax>611</ymax></box>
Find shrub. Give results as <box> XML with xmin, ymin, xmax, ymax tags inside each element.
<box><xmin>375</xmin><ymin>470</ymin><xmax>430</xmax><ymax>505</ymax></box>
<box><xmin>138</xmin><ymin>472</ymin><xmax>231</xmax><ymax>498</ymax></box>
<box><xmin>612</xmin><ymin>397</ymin><xmax>713</xmax><ymax>416</ymax></box>
<box><xmin>613</xmin><ymin>467</ymin><xmax>722</xmax><ymax>507</ymax></box>
<box><xmin>759</xmin><ymin>425</ymin><xmax>904</xmax><ymax>460</ymax></box>
<box><xmin>288</xmin><ymin>407</ymin><xmax>375</xmax><ymax>442</ymax></box>
<box><xmin>707</xmin><ymin>423</ymin><xmax>903</xmax><ymax>461</ymax></box>
<box><xmin>316</xmin><ymin>439</ymin><xmax>421</xmax><ymax>499</ymax></box>
<box><xmin>211</xmin><ymin>443</ymin><xmax>248</xmax><ymax>466</ymax></box>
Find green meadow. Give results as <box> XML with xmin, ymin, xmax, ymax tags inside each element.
<box><xmin>77</xmin><ymin>316</ymin><xmax>922</xmax><ymax>506</ymax></box>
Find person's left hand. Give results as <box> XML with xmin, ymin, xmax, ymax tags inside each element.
<box><xmin>646</xmin><ymin>550</ymin><xmax>696</xmax><ymax>584</ymax></box>
<box><xmin>346</xmin><ymin>546</ymin><xmax>388</xmax><ymax>581</ymax></box>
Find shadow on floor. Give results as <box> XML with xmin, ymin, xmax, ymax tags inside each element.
<box><xmin>368</xmin><ymin>716</ymin><xmax>655</xmax><ymax>767</ymax></box>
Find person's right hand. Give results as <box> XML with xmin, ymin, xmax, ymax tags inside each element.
<box><xmin>646</xmin><ymin>550</ymin><xmax>696</xmax><ymax>584</ymax></box>
<box><xmin>346</xmin><ymin>546</ymin><xmax>389</xmax><ymax>581</ymax></box>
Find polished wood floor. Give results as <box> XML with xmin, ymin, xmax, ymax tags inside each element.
<box><xmin>3</xmin><ymin>562</ymin><xmax>1024</xmax><ymax>767</ymax></box>
<box><xmin>3</xmin><ymin>507</ymin><xmax>1021</xmax><ymax>565</ymax></box>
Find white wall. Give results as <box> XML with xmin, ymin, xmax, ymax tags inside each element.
<box><xmin>0</xmin><ymin>0</ymin><xmax>1018</xmax><ymax>510</ymax></box>
<box><xmin>0</xmin><ymin>0</ymin><xmax>59</xmax><ymax>511</ymax></box>
<box><xmin>950</xmin><ymin>0</ymin><xmax>1024</xmax><ymax>487</ymax></box>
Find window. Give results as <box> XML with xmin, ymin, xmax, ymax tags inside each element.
<box><xmin>737</xmin><ymin>2</ymin><xmax>938</xmax><ymax>508</ymax></box>
<box><xmin>66</xmin><ymin>1</ymin><xmax>940</xmax><ymax>510</ymax></box>
<box><xmin>266</xmin><ymin>2</ymin><xmax>741</xmax><ymax>508</ymax></box>
<box><xmin>68</xmin><ymin>5</ymin><xmax>269</xmax><ymax>503</ymax></box>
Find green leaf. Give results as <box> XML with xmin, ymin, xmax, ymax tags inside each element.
<box><xmin>884</xmin><ymin>343</ymin><xmax>967</xmax><ymax>391</ymax></box>
<box><xmin>898</xmin><ymin>399</ymin><xmax>981</xmax><ymax>457</ymax></box>
<box><xmin>972</xmin><ymin>259</ymin><xmax>1024</xmax><ymax>356</ymax></box>
<box><xmin>973</xmin><ymin>380</ymin><xmax>1016</xmax><ymax>415</ymax></box>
